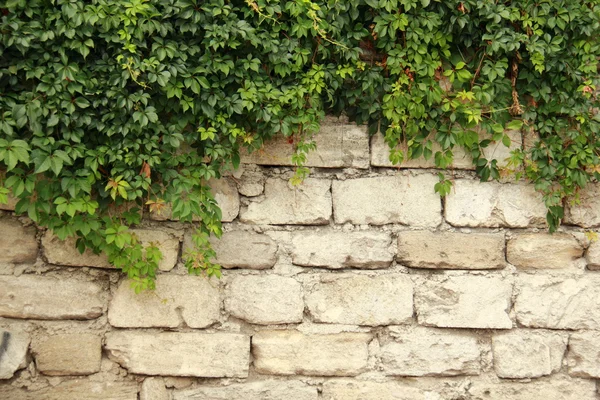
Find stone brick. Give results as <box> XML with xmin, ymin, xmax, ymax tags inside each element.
<box><xmin>252</xmin><ymin>331</ymin><xmax>371</xmax><ymax>376</ymax></box>
<box><xmin>380</xmin><ymin>327</ymin><xmax>481</xmax><ymax>377</ymax></box>
<box><xmin>332</xmin><ymin>175</ymin><xmax>442</xmax><ymax>227</ymax></box>
<box><xmin>586</xmin><ymin>240</ymin><xmax>600</xmax><ymax>270</ymax></box>
<box><xmin>140</xmin><ymin>377</ymin><xmax>169</xmax><ymax>400</ymax></box>
<box><xmin>445</xmin><ymin>180</ymin><xmax>546</xmax><ymax>228</ymax></box>
<box><xmin>415</xmin><ymin>275</ymin><xmax>513</xmax><ymax>329</ymax></box>
<box><xmin>492</xmin><ymin>330</ymin><xmax>567</xmax><ymax>378</ymax></box>
<box><xmin>108</xmin><ymin>275</ymin><xmax>220</xmax><ymax>328</ymax></box>
<box><xmin>0</xmin><ymin>275</ymin><xmax>105</xmax><ymax>320</ymax></box>
<box><xmin>305</xmin><ymin>274</ymin><xmax>413</xmax><ymax>326</ymax></box>
<box><xmin>0</xmin><ymin>330</ymin><xmax>29</xmax><ymax>379</ymax></box>
<box><xmin>0</xmin><ymin>218</ymin><xmax>37</xmax><ymax>264</ymax></box>
<box><xmin>291</xmin><ymin>230</ymin><xmax>393</xmax><ymax>269</ymax></box>
<box><xmin>42</xmin><ymin>232</ymin><xmax>112</xmax><ymax>268</ymax></box>
<box><xmin>240</xmin><ymin>178</ymin><xmax>332</xmax><ymax>225</ymax></box>
<box><xmin>565</xmin><ymin>183</ymin><xmax>600</xmax><ymax>227</ymax></box>
<box><xmin>0</xmin><ymin>380</ymin><xmax>138</xmax><ymax>400</ymax></box>
<box><xmin>322</xmin><ymin>380</ymin><xmax>443</xmax><ymax>400</ymax></box>
<box><xmin>0</xmin><ymin>194</ymin><xmax>17</xmax><ymax>211</ymax></box>
<box><xmin>507</xmin><ymin>233</ymin><xmax>583</xmax><ymax>270</ymax></box>
<box><xmin>397</xmin><ymin>231</ymin><xmax>505</xmax><ymax>270</ymax></box>
<box><xmin>567</xmin><ymin>331</ymin><xmax>600</xmax><ymax>378</ymax></box>
<box><xmin>515</xmin><ymin>275</ymin><xmax>600</xmax><ymax>330</ymax></box>
<box><xmin>225</xmin><ymin>275</ymin><xmax>303</xmax><ymax>325</ymax></box>
<box><xmin>105</xmin><ymin>331</ymin><xmax>249</xmax><ymax>378</ymax></box>
<box><xmin>242</xmin><ymin>122</ymin><xmax>369</xmax><ymax>169</ymax></box>
<box><xmin>131</xmin><ymin>229</ymin><xmax>179</xmax><ymax>271</ymax></box>
<box><xmin>33</xmin><ymin>333</ymin><xmax>101</xmax><ymax>376</ymax></box>
<box><xmin>173</xmin><ymin>381</ymin><xmax>318</xmax><ymax>400</ymax></box>
<box><xmin>468</xmin><ymin>375</ymin><xmax>597</xmax><ymax>400</ymax></box>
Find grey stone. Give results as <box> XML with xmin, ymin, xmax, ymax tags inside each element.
<box><xmin>0</xmin><ymin>218</ymin><xmax>37</xmax><ymax>264</ymax></box>
<box><xmin>0</xmin><ymin>330</ymin><xmax>29</xmax><ymax>379</ymax></box>
<box><xmin>565</xmin><ymin>183</ymin><xmax>600</xmax><ymax>227</ymax></box>
<box><xmin>33</xmin><ymin>333</ymin><xmax>101</xmax><ymax>376</ymax></box>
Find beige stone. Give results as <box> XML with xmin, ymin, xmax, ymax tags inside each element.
<box><xmin>585</xmin><ymin>240</ymin><xmax>600</xmax><ymax>270</ymax></box>
<box><xmin>515</xmin><ymin>275</ymin><xmax>600</xmax><ymax>330</ymax></box>
<box><xmin>0</xmin><ymin>218</ymin><xmax>37</xmax><ymax>264</ymax></box>
<box><xmin>33</xmin><ymin>333</ymin><xmax>101</xmax><ymax>376</ymax></box>
<box><xmin>241</xmin><ymin>178</ymin><xmax>332</xmax><ymax>225</ymax></box>
<box><xmin>397</xmin><ymin>231</ymin><xmax>505</xmax><ymax>270</ymax></box>
<box><xmin>322</xmin><ymin>380</ymin><xmax>443</xmax><ymax>400</ymax></box>
<box><xmin>507</xmin><ymin>233</ymin><xmax>583</xmax><ymax>269</ymax></box>
<box><xmin>445</xmin><ymin>180</ymin><xmax>546</xmax><ymax>228</ymax></box>
<box><xmin>0</xmin><ymin>330</ymin><xmax>29</xmax><ymax>379</ymax></box>
<box><xmin>132</xmin><ymin>229</ymin><xmax>180</xmax><ymax>271</ymax></box>
<box><xmin>174</xmin><ymin>380</ymin><xmax>318</xmax><ymax>400</ymax></box>
<box><xmin>140</xmin><ymin>377</ymin><xmax>169</xmax><ymax>400</ymax></box>
<box><xmin>492</xmin><ymin>330</ymin><xmax>567</xmax><ymax>378</ymax></box>
<box><xmin>567</xmin><ymin>331</ymin><xmax>600</xmax><ymax>378</ymax></box>
<box><xmin>305</xmin><ymin>274</ymin><xmax>413</xmax><ymax>326</ymax></box>
<box><xmin>0</xmin><ymin>194</ymin><xmax>17</xmax><ymax>211</ymax></box>
<box><xmin>42</xmin><ymin>232</ymin><xmax>112</xmax><ymax>268</ymax></box>
<box><xmin>468</xmin><ymin>375</ymin><xmax>597</xmax><ymax>400</ymax></box>
<box><xmin>0</xmin><ymin>380</ymin><xmax>138</xmax><ymax>400</ymax></box>
<box><xmin>252</xmin><ymin>331</ymin><xmax>371</xmax><ymax>376</ymax></box>
<box><xmin>565</xmin><ymin>183</ymin><xmax>600</xmax><ymax>227</ymax></box>
<box><xmin>225</xmin><ymin>275</ymin><xmax>303</xmax><ymax>325</ymax></box>
<box><xmin>380</xmin><ymin>326</ymin><xmax>481</xmax><ymax>377</ymax></box>
<box><xmin>108</xmin><ymin>275</ymin><xmax>220</xmax><ymax>328</ymax></box>
<box><xmin>415</xmin><ymin>275</ymin><xmax>513</xmax><ymax>329</ymax></box>
<box><xmin>237</xmin><ymin>169</ymin><xmax>265</xmax><ymax>197</ymax></box>
<box><xmin>0</xmin><ymin>275</ymin><xmax>105</xmax><ymax>320</ymax></box>
<box><xmin>332</xmin><ymin>175</ymin><xmax>442</xmax><ymax>227</ymax></box>
<box><xmin>105</xmin><ymin>331</ymin><xmax>249</xmax><ymax>378</ymax></box>
<box><xmin>291</xmin><ymin>230</ymin><xmax>394</xmax><ymax>269</ymax></box>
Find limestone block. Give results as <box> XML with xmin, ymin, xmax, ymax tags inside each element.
<box><xmin>0</xmin><ymin>218</ymin><xmax>37</xmax><ymax>264</ymax></box>
<box><xmin>515</xmin><ymin>275</ymin><xmax>600</xmax><ymax>330</ymax></box>
<box><xmin>397</xmin><ymin>231</ymin><xmax>505</xmax><ymax>269</ymax></box>
<box><xmin>140</xmin><ymin>377</ymin><xmax>169</xmax><ymax>400</ymax></box>
<box><xmin>291</xmin><ymin>230</ymin><xmax>394</xmax><ymax>269</ymax></box>
<box><xmin>0</xmin><ymin>275</ymin><xmax>105</xmax><ymax>320</ymax></box>
<box><xmin>131</xmin><ymin>229</ymin><xmax>180</xmax><ymax>271</ymax></box>
<box><xmin>507</xmin><ymin>233</ymin><xmax>583</xmax><ymax>270</ymax></box>
<box><xmin>225</xmin><ymin>275</ymin><xmax>303</xmax><ymax>325</ymax></box>
<box><xmin>237</xmin><ymin>169</ymin><xmax>265</xmax><ymax>197</ymax></box>
<box><xmin>468</xmin><ymin>375</ymin><xmax>597</xmax><ymax>400</ymax></box>
<box><xmin>445</xmin><ymin>180</ymin><xmax>546</xmax><ymax>228</ymax></box>
<box><xmin>585</xmin><ymin>240</ymin><xmax>600</xmax><ymax>270</ymax></box>
<box><xmin>322</xmin><ymin>380</ymin><xmax>443</xmax><ymax>400</ymax></box>
<box><xmin>252</xmin><ymin>331</ymin><xmax>371</xmax><ymax>376</ymax></box>
<box><xmin>565</xmin><ymin>183</ymin><xmax>600</xmax><ymax>227</ymax></box>
<box><xmin>415</xmin><ymin>275</ymin><xmax>513</xmax><ymax>329</ymax></box>
<box><xmin>105</xmin><ymin>331</ymin><xmax>249</xmax><ymax>378</ymax></box>
<box><xmin>33</xmin><ymin>333</ymin><xmax>101</xmax><ymax>376</ymax></box>
<box><xmin>108</xmin><ymin>275</ymin><xmax>220</xmax><ymax>328</ymax></box>
<box><xmin>0</xmin><ymin>380</ymin><xmax>138</xmax><ymax>400</ymax></box>
<box><xmin>0</xmin><ymin>194</ymin><xmax>17</xmax><ymax>211</ymax></box>
<box><xmin>0</xmin><ymin>330</ymin><xmax>29</xmax><ymax>379</ymax></box>
<box><xmin>567</xmin><ymin>331</ymin><xmax>600</xmax><ymax>378</ymax></box>
<box><xmin>173</xmin><ymin>380</ymin><xmax>318</xmax><ymax>400</ymax></box>
<box><xmin>380</xmin><ymin>327</ymin><xmax>481</xmax><ymax>376</ymax></box>
<box><xmin>240</xmin><ymin>178</ymin><xmax>332</xmax><ymax>225</ymax></box>
<box><xmin>492</xmin><ymin>330</ymin><xmax>567</xmax><ymax>378</ymax></box>
<box><xmin>305</xmin><ymin>274</ymin><xmax>413</xmax><ymax>326</ymax></box>
<box><xmin>42</xmin><ymin>231</ymin><xmax>112</xmax><ymax>268</ymax></box>
<box><xmin>332</xmin><ymin>175</ymin><xmax>442</xmax><ymax>227</ymax></box>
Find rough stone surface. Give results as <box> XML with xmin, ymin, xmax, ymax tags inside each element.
<box><xmin>0</xmin><ymin>380</ymin><xmax>138</xmax><ymax>400</ymax></box>
<box><xmin>132</xmin><ymin>229</ymin><xmax>180</xmax><ymax>271</ymax></box>
<box><xmin>0</xmin><ymin>330</ymin><xmax>29</xmax><ymax>379</ymax></box>
<box><xmin>0</xmin><ymin>275</ymin><xmax>105</xmax><ymax>320</ymax></box>
<box><xmin>105</xmin><ymin>331</ymin><xmax>249</xmax><ymax>378</ymax></box>
<box><xmin>173</xmin><ymin>381</ymin><xmax>318</xmax><ymax>400</ymax></box>
<box><xmin>492</xmin><ymin>330</ymin><xmax>567</xmax><ymax>378</ymax></box>
<box><xmin>585</xmin><ymin>240</ymin><xmax>600</xmax><ymax>270</ymax></box>
<box><xmin>0</xmin><ymin>218</ymin><xmax>37</xmax><ymax>264</ymax></box>
<box><xmin>468</xmin><ymin>375</ymin><xmax>598</xmax><ymax>400</ymax></box>
<box><xmin>108</xmin><ymin>275</ymin><xmax>220</xmax><ymax>328</ymax></box>
<box><xmin>241</xmin><ymin>178</ymin><xmax>332</xmax><ymax>225</ymax></box>
<box><xmin>322</xmin><ymin>380</ymin><xmax>443</xmax><ymax>400</ymax></box>
<box><xmin>0</xmin><ymin>194</ymin><xmax>17</xmax><ymax>211</ymax></box>
<box><xmin>397</xmin><ymin>231</ymin><xmax>505</xmax><ymax>270</ymax></box>
<box><xmin>305</xmin><ymin>274</ymin><xmax>413</xmax><ymax>326</ymax></box>
<box><xmin>415</xmin><ymin>275</ymin><xmax>513</xmax><ymax>329</ymax></box>
<box><xmin>507</xmin><ymin>233</ymin><xmax>583</xmax><ymax>270</ymax></box>
<box><xmin>332</xmin><ymin>175</ymin><xmax>442</xmax><ymax>227</ymax></box>
<box><xmin>42</xmin><ymin>232</ymin><xmax>112</xmax><ymax>268</ymax></box>
<box><xmin>445</xmin><ymin>180</ymin><xmax>546</xmax><ymax>228</ymax></box>
<box><xmin>140</xmin><ymin>377</ymin><xmax>169</xmax><ymax>400</ymax></box>
<box><xmin>291</xmin><ymin>230</ymin><xmax>393</xmax><ymax>269</ymax></box>
<box><xmin>205</xmin><ymin>230</ymin><xmax>278</xmax><ymax>269</ymax></box>
<box><xmin>252</xmin><ymin>331</ymin><xmax>371</xmax><ymax>376</ymax></box>
<box><xmin>33</xmin><ymin>333</ymin><xmax>101</xmax><ymax>376</ymax></box>
<box><xmin>225</xmin><ymin>275</ymin><xmax>303</xmax><ymax>325</ymax></box>
<box><xmin>515</xmin><ymin>275</ymin><xmax>600</xmax><ymax>330</ymax></box>
<box><xmin>565</xmin><ymin>183</ymin><xmax>600</xmax><ymax>227</ymax></box>
<box><xmin>567</xmin><ymin>331</ymin><xmax>600</xmax><ymax>378</ymax></box>
<box><xmin>242</xmin><ymin>123</ymin><xmax>369</xmax><ymax>169</ymax></box>
<box><xmin>380</xmin><ymin>327</ymin><xmax>481</xmax><ymax>377</ymax></box>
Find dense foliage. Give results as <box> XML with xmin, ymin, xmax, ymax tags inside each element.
<box><xmin>1</xmin><ymin>0</ymin><xmax>599</xmax><ymax>288</ymax></box>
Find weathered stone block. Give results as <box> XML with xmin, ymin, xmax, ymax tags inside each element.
<box><xmin>0</xmin><ymin>194</ymin><xmax>17</xmax><ymax>211</ymax></box>
<box><xmin>252</xmin><ymin>331</ymin><xmax>371</xmax><ymax>376</ymax></box>
<box><xmin>0</xmin><ymin>330</ymin><xmax>29</xmax><ymax>379</ymax></box>
<box><xmin>225</xmin><ymin>275</ymin><xmax>303</xmax><ymax>325</ymax></box>
<box><xmin>305</xmin><ymin>274</ymin><xmax>413</xmax><ymax>326</ymax></box>
<box><xmin>105</xmin><ymin>331</ymin><xmax>249</xmax><ymax>378</ymax></box>
<box><xmin>241</xmin><ymin>178</ymin><xmax>332</xmax><ymax>225</ymax></box>
<box><xmin>507</xmin><ymin>233</ymin><xmax>583</xmax><ymax>270</ymax></box>
<box><xmin>380</xmin><ymin>327</ymin><xmax>481</xmax><ymax>377</ymax></box>
<box><xmin>322</xmin><ymin>380</ymin><xmax>443</xmax><ymax>400</ymax></box>
<box><xmin>468</xmin><ymin>375</ymin><xmax>597</xmax><ymax>400</ymax></box>
<box><xmin>291</xmin><ymin>230</ymin><xmax>393</xmax><ymax>269</ymax></box>
<box><xmin>108</xmin><ymin>275</ymin><xmax>220</xmax><ymax>328</ymax></box>
<box><xmin>33</xmin><ymin>333</ymin><xmax>101</xmax><ymax>376</ymax></box>
<box><xmin>445</xmin><ymin>180</ymin><xmax>546</xmax><ymax>227</ymax></box>
<box><xmin>42</xmin><ymin>231</ymin><xmax>112</xmax><ymax>268</ymax></box>
<box><xmin>565</xmin><ymin>183</ymin><xmax>600</xmax><ymax>227</ymax></box>
<box><xmin>140</xmin><ymin>377</ymin><xmax>169</xmax><ymax>400</ymax></box>
<box><xmin>567</xmin><ymin>331</ymin><xmax>600</xmax><ymax>378</ymax></box>
<box><xmin>585</xmin><ymin>240</ymin><xmax>600</xmax><ymax>270</ymax></box>
<box><xmin>492</xmin><ymin>330</ymin><xmax>567</xmax><ymax>378</ymax></box>
<box><xmin>0</xmin><ymin>275</ymin><xmax>105</xmax><ymax>320</ymax></box>
<box><xmin>173</xmin><ymin>381</ymin><xmax>318</xmax><ymax>400</ymax></box>
<box><xmin>415</xmin><ymin>275</ymin><xmax>513</xmax><ymax>329</ymax></box>
<box><xmin>0</xmin><ymin>218</ymin><xmax>37</xmax><ymax>264</ymax></box>
<box><xmin>132</xmin><ymin>229</ymin><xmax>180</xmax><ymax>271</ymax></box>
<box><xmin>0</xmin><ymin>380</ymin><xmax>138</xmax><ymax>400</ymax></box>
<box><xmin>332</xmin><ymin>175</ymin><xmax>442</xmax><ymax>227</ymax></box>
<box><xmin>397</xmin><ymin>231</ymin><xmax>505</xmax><ymax>270</ymax></box>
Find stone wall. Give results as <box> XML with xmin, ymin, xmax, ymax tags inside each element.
<box><xmin>1</xmin><ymin>119</ymin><xmax>600</xmax><ymax>399</ymax></box>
